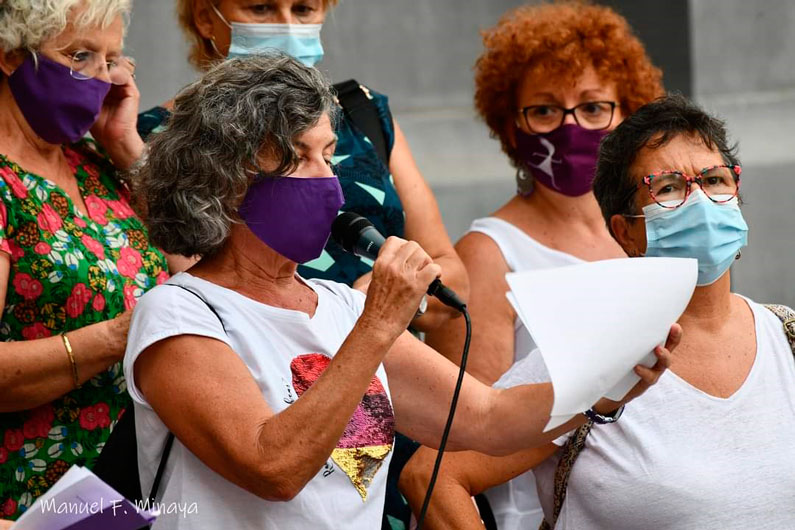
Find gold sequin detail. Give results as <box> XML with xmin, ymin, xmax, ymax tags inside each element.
<box><xmin>331</xmin><ymin>444</ymin><xmax>393</xmax><ymax>501</ymax></box>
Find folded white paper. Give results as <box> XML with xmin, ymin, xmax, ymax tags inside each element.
<box><xmin>506</xmin><ymin>257</ymin><xmax>697</xmax><ymax>431</ymax></box>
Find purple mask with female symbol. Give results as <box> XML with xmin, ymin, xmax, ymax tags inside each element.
<box><xmin>239</xmin><ymin>175</ymin><xmax>345</xmax><ymax>263</ymax></box>
<box><xmin>8</xmin><ymin>54</ymin><xmax>111</xmax><ymax>145</ymax></box>
<box><xmin>515</xmin><ymin>124</ymin><xmax>607</xmax><ymax>197</ymax></box>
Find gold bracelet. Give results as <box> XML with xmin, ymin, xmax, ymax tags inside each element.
<box><xmin>61</xmin><ymin>333</ymin><xmax>80</xmax><ymax>389</ymax></box>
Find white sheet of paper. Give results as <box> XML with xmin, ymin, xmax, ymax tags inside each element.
<box><xmin>506</xmin><ymin>257</ymin><xmax>697</xmax><ymax>431</ymax></box>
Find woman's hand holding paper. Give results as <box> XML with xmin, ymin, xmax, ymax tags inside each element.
<box><xmin>592</xmin><ymin>323</ymin><xmax>681</xmax><ymax>414</ymax></box>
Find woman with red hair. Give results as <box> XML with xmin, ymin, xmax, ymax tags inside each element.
<box><xmin>411</xmin><ymin>2</ymin><xmax>664</xmax><ymax>528</ymax></box>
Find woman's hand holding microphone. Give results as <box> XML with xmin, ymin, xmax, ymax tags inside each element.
<box><xmin>359</xmin><ymin>237</ymin><xmax>441</xmax><ymax>341</ymax></box>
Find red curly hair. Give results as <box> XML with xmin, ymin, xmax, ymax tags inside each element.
<box><xmin>475</xmin><ymin>0</ymin><xmax>664</xmax><ymax>165</ymax></box>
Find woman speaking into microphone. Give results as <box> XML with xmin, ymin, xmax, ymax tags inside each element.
<box><xmin>124</xmin><ymin>54</ymin><xmax>677</xmax><ymax>529</ymax></box>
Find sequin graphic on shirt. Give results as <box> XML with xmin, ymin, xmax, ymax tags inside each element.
<box><xmin>290</xmin><ymin>353</ymin><xmax>394</xmax><ymax>501</ymax></box>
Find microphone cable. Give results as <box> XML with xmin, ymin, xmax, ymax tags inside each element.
<box><xmin>330</xmin><ymin>211</ymin><xmax>471</xmax><ymax>527</ymax></box>
<box><xmin>415</xmin><ymin>306</ymin><xmax>472</xmax><ymax>530</ymax></box>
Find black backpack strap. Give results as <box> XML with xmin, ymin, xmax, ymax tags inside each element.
<box><xmin>146</xmin><ymin>283</ymin><xmax>227</xmax><ymax>503</ymax></box>
<box><xmin>165</xmin><ymin>283</ymin><xmax>227</xmax><ymax>333</ymax></box>
<box><xmin>764</xmin><ymin>304</ymin><xmax>795</xmax><ymax>357</ymax></box>
<box><xmin>148</xmin><ymin>432</ymin><xmax>174</xmax><ymax>504</ymax></box>
<box><xmin>538</xmin><ymin>421</ymin><xmax>594</xmax><ymax>530</ymax></box>
<box><xmin>332</xmin><ymin>79</ymin><xmax>390</xmax><ymax>167</ymax></box>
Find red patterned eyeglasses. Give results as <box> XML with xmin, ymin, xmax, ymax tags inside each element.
<box><xmin>625</xmin><ymin>164</ymin><xmax>741</xmax><ymax>210</ymax></box>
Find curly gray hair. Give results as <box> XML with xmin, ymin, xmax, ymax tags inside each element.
<box><xmin>0</xmin><ymin>0</ymin><xmax>130</xmax><ymax>52</ymax></box>
<box><xmin>136</xmin><ymin>54</ymin><xmax>337</xmax><ymax>257</ymax></box>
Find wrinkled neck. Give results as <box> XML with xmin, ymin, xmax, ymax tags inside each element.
<box><xmin>679</xmin><ymin>271</ymin><xmax>734</xmax><ymax>331</ymax></box>
<box><xmin>194</xmin><ymin>224</ymin><xmax>300</xmax><ymax>294</ymax></box>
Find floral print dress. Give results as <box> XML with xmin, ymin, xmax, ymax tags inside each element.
<box><xmin>0</xmin><ymin>140</ymin><xmax>168</xmax><ymax>520</ymax></box>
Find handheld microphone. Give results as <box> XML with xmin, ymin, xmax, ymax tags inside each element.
<box><xmin>331</xmin><ymin>212</ymin><xmax>466</xmax><ymax>313</ymax></box>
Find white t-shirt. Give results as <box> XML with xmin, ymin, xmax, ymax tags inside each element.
<box><xmin>510</xmin><ymin>297</ymin><xmax>795</xmax><ymax>529</ymax></box>
<box><xmin>469</xmin><ymin>217</ymin><xmax>581</xmax><ymax>530</ymax></box>
<box><xmin>123</xmin><ymin>272</ymin><xmax>394</xmax><ymax>530</ymax></box>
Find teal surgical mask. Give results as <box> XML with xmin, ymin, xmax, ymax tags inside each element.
<box><xmin>641</xmin><ymin>189</ymin><xmax>748</xmax><ymax>286</ymax></box>
<box><xmin>210</xmin><ymin>4</ymin><xmax>324</xmax><ymax>66</ymax></box>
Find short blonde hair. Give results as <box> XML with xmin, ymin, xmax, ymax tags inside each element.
<box><xmin>0</xmin><ymin>0</ymin><xmax>131</xmax><ymax>53</ymax></box>
<box><xmin>176</xmin><ymin>0</ymin><xmax>339</xmax><ymax>70</ymax></box>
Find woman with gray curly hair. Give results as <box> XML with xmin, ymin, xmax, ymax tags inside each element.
<box><xmin>0</xmin><ymin>0</ymin><xmax>170</xmax><ymax>521</ymax></box>
<box><xmin>124</xmin><ymin>54</ymin><xmax>673</xmax><ymax>529</ymax></box>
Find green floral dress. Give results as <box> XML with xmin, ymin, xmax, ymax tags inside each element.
<box><xmin>0</xmin><ymin>140</ymin><xmax>168</xmax><ymax>521</ymax></box>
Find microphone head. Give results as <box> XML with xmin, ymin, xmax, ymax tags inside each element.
<box><xmin>331</xmin><ymin>212</ymin><xmax>375</xmax><ymax>253</ymax></box>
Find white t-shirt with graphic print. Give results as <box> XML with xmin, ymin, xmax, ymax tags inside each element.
<box><xmin>123</xmin><ymin>272</ymin><xmax>394</xmax><ymax>530</ymax></box>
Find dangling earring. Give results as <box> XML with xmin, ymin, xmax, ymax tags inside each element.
<box><xmin>516</xmin><ymin>167</ymin><xmax>534</xmax><ymax>197</ymax></box>
<box><xmin>735</xmin><ymin>250</ymin><xmax>742</xmax><ymax>260</ymax></box>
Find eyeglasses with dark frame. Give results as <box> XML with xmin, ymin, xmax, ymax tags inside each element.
<box><xmin>517</xmin><ymin>101</ymin><xmax>617</xmax><ymax>134</ymax></box>
<box><xmin>622</xmin><ymin>164</ymin><xmax>742</xmax><ymax>214</ymax></box>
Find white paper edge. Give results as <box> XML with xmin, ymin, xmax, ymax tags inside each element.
<box><xmin>545</xmin><ymin>413</ymin><xmax>576</xmax><ymax>432</ymax></box>
<box><xmin>603</xmin><ymin>350</ymin><xmax>657</xmax><ymax>401</ymax></box>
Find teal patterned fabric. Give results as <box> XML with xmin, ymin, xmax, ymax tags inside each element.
<box><xmin>135</xmin><ymin>106</ymin><xmax>171</xmax><ymax>139</ymax></box>
<box><xmin>136</xmin><ymin>88</ymin><xmax>405</xmax><ymax>287</ymax></box>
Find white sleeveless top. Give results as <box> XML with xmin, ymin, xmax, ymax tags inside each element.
<box><xmin>469</xmin><ymin>217</ymin><xmax>581</xmax><ymax>530</ymax></box>
<box><xmin>469</xmin><ymin>217</ymin><xmax>582</xmax><ymax>366</ymax></box>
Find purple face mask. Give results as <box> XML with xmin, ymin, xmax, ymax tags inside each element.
<box><xmin>8</xmin><ymin>54</ymin><xmax>111</xmax><ymax>145</ymax></box>
<box><xmin>515</xmin><ymin>124</ymin><xmax>607</xmax><ymax>197</ymax></box>
<box><xmin>239</xmin><ymin>175</ymin><xmax>345</xmax><ymax>263</ymax></box>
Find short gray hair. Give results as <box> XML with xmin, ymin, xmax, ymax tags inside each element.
<box><xmin>136</xmin><ymin>54</ymin><xmax>337</xmax><ymax>257</ymax></box>
<box><xmin>0</xmin><ymin>0</ymin><xmax>130</xmax><ymax>53</ymax></box>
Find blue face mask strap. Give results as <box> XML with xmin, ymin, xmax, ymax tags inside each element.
<box><xmin>205</xmin><ymin>2</ymin><xmax>230</xmax><ymax>59</ymax></box>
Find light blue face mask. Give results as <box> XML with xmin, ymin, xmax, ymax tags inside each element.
<box><xmin>210</xmin><ymin>5</ymin><xmax>324</xmax><ymax>66</ymax></box>
<box><xmin>640</xmin><ymin>189</ymin><xmax>748</xmax><ymax>286</ymax></box>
